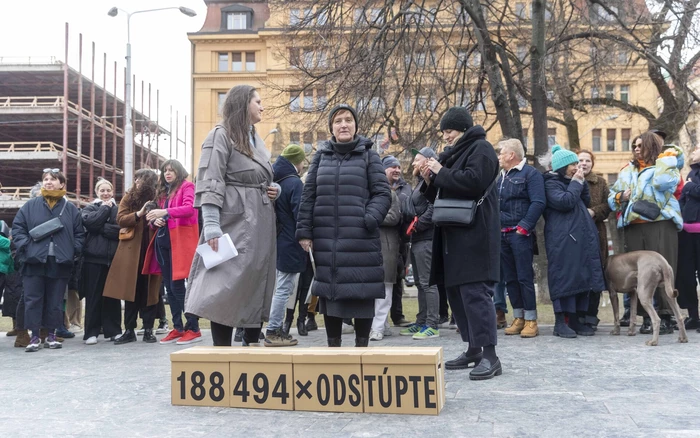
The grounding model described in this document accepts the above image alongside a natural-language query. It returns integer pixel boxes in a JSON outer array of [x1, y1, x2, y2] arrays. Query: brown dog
[[606, 250, 688, 346]]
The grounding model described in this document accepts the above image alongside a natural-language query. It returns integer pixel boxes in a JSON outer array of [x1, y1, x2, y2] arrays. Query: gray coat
[[380, 190, 401, 284], [185, 125, 277, 328]]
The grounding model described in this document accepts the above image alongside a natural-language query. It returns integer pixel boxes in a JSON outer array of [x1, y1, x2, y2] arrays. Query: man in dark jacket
[[496, 138, 545, 338], [265, 145, 307, 347]]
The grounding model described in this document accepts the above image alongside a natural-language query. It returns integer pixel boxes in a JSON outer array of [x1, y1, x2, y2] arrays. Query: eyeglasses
[[43, 168, 60, 173]]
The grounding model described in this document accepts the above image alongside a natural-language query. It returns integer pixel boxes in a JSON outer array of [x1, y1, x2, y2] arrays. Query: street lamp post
[[108, 5, 196, 191]]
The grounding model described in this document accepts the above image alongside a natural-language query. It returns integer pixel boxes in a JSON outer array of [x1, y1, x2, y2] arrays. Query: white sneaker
[[383, 322, 392, 337], [136, 327, 145, 335], [85, 336, 97, 345], [369, 330, 383, 341], [342, 323, 354, 334], [69, 324, 84, 334]]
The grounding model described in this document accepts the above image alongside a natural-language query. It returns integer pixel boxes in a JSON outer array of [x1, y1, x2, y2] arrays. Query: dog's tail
[[662, 259, 678, 299]]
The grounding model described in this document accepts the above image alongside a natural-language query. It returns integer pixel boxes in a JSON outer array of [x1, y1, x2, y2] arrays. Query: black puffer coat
[[296, 136, 391, 301], [421, 125, 500, 287], [81, 200, 120, 266]]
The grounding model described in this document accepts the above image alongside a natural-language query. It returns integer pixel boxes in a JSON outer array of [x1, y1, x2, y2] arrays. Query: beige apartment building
[[189, 0, 660, 182]]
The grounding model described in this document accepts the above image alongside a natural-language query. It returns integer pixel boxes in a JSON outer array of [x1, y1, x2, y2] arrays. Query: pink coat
[[143, 181, 200, 279]]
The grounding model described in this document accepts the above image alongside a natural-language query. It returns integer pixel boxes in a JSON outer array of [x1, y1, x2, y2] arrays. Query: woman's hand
[[153, 218, 166, 228], [299, 239, 313, 252], [208, 238, 219, 252], [621, 188, 631, 202], [419, 163, 432, 184], [136, 202, 150, 218], [267, 185, 279, 200], [572, 167, 585, 183], [146, 209, 167, 222], [426, 158, 443, 175]]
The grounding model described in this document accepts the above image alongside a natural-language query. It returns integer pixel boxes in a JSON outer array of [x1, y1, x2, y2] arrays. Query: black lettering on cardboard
[[378, 369, 392, 408], [364, 375, 376, 407], [409, 376, 421, 408], [295, 380, 312, 399], [332, 375, 346, 406], [395, 376, 408, 408], [423, 376, 436, 409], [348, 374, 361, 407], [317, 374, 330, 406]]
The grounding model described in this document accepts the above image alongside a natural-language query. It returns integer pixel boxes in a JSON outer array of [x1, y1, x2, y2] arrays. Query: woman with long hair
[[143, 159, 200, 345], [103, 169, 162, 344], [11, 169, 84, 352], [186, 85, 280, 346], [80, 178, 122, 344], [609, 131, 684, 335]]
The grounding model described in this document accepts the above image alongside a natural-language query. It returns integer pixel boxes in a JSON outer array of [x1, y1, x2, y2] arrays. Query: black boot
[[553, 313, 577, 338], [568, 313, 594, 336], [142, 328, 157, 343], [684, 316, 700, 330], [306, 315, 318, 331], [639, 317, 652, 334], [297, 319, 308, 336], [619, 309, 630, 327], [355, 336, 369, 347], [327, 337, 341, 347], [445, 347, 483, 370], [282, 320, 291, 337], [114, 329, 137, 345]]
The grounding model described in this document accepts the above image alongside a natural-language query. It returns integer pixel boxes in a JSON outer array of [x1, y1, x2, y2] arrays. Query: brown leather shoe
[[496, 309, 507, 329], [520, 320, 539, 338], [504, 317, 525, 335], [14, 330, 30, 348]]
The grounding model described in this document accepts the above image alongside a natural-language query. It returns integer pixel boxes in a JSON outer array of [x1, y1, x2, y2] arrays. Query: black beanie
[[440, 106, 473, 132], [328, 104, 359, 133]]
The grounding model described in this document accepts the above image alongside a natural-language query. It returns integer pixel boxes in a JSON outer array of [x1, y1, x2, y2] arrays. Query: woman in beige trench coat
[[185, 85, 279, 346]]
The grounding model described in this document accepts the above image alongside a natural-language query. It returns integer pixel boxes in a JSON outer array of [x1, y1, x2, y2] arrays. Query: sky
[[1, 0, 209, 169]]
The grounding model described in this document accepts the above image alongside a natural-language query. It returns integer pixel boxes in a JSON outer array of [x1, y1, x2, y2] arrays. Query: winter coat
[[0, 234, 13, 275], [380, 190, 401, 284], [186, 125, 277, 328], [296, 136, 391, 302], [680, 163, 700, 224], [12, 196, 84, 267], [143, 181, 199, 280], [1, 243, 21, 318], [543, 172, 606, 300], [102, 191, 162, 305], [408, 178, 434, 243], [586, 172, 611, 266], [497, 162, 545, 233], [609, 145, 684, 230], [421, 125, 500, 287], [273, 156, 306, 273], [81, 199, 120, 266]]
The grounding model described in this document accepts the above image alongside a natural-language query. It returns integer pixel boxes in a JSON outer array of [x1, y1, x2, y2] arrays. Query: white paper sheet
[[195, 234, 238, 269]]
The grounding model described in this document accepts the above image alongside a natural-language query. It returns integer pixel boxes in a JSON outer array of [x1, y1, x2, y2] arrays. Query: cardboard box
[[228, 349, 295, 411], [292, 349, 364, 413], [361, 347, 444, 415], [171, 347, 240, 407]]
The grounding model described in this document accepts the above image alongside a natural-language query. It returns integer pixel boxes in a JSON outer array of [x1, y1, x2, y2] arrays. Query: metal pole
[[113, 62, 118, 190], [76, 33, 83, 199], [175, 110, 179, 161], [148, 83, 152, 168], [89, 41, 96, 197], [62, 23, 69, 176], [156, 89, 160, 168], [124, 15, 134, 191], [101, 53, 107, 179], [183, 115, 187, 174], [169, 105, 173, 159], [140, 79, 144, 168]]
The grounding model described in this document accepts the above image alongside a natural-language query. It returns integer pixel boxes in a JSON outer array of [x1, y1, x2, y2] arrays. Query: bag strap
[[57, 198, 68, 217], [437, 174, 499, 204]]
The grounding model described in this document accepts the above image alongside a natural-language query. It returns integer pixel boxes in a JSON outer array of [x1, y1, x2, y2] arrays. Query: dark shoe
[[297, 319, 308, 336], [327, 337, 342, 347], [114, 329, 137, 345], [620, 309, 630, 327], [259, 331, 266, 340], [56, 327, 75, 339], [445, 351, 483, 370], [659, 319, 674, 335], [669, 316, 679, 331], [639, 317, 652, 334], [233, 327, 243, 343], [142, 329, 157, 343], [393, 318, 413, 327], [469, 358, 502, 381], [15, 330, 30, 348], [684, 317, 700, 330], [355, 337, 369, 347], [306, 316, 318, 331], [264, 329, 298, 347], [282, 320, 292, 337], [553, 313, 577, 338], [496, 309, 507, 329], [568, 318, 595, 336]]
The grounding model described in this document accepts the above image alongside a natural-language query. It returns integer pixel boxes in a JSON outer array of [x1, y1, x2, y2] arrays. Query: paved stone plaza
[[1, 323, 700, 437]]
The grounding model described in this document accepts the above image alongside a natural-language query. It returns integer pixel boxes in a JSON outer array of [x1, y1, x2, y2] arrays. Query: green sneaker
[[399, 323, 422, 336], [412, 326, 440, 340]]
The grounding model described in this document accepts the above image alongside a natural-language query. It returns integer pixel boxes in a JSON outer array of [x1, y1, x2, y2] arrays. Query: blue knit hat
[[550, 145, 579, 171]]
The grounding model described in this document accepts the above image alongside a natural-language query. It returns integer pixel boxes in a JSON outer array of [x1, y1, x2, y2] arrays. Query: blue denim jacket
[[497, 161, 546, 232]]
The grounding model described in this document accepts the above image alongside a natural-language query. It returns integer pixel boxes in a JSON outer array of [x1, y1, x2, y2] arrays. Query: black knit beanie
[[440, 106, 473, 132], [328, 104, 359, 133]]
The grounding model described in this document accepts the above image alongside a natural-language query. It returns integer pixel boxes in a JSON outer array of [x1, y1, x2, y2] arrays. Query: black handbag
[[631, 199, 661, 220], [432, 177, 498, 227], [29, 198, 68, 242]]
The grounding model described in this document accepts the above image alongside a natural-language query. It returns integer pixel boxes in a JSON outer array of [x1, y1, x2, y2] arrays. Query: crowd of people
[[0, 84, 698, 383]]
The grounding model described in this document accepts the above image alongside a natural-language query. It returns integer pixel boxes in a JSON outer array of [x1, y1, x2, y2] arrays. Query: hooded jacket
[[273, 155, 306, 273]]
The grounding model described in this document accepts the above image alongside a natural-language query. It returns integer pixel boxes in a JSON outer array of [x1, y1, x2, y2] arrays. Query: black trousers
[[286, 264, 313, 323], [390, 281, 405, 323], [23, 275, 67, 334], [81, 262, 122, 339], [677, 230, 700, 318], [211, 321, 261, 346], [447, 282, 498, 348], [16, 291, 25, 330], [124, 273, 156, 330], [324, 315, 372, 339], [438, 283, 449, 319], [155, 282, 166, 322]]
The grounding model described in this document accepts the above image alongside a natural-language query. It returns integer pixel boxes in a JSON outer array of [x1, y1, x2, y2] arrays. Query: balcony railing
[[0, 141, 124, 174]]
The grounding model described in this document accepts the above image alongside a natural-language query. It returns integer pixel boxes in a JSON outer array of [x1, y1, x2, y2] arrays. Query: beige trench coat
[[185, 125, 276, 327]]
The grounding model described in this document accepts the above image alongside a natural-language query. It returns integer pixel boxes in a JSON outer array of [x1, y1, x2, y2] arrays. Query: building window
[[592, 129, 602, 152], [591, 86, 600, 107], [232, 52, 242, 72], [246, 52, 255, 71], [290, 9, 301, 25], [217, 92, 227, 113], [303, 132, 313, 152], [457, 49, 468, 65], [591, 4, 618, 23], [218, 53, 228, 71], [302, 89, 313, 111], [522, 128, 529, 152], [456, 90, 471, 107], [607, 173, 618, 185], [316, 131, 327, 148], [620, 85, 630, 103], [226, 13, 247, 30], [289, 48, 300, 68], [605, 85, 615, 100], [607, 129, 616, 151], [617, 50, 629, 64], [317, 50, 328, 68], [289, 91, 300, 112], [471, 52, 482, 67], [374, 133, 387, 151], [317, 8, 328, 25], [547, 128, 557, 147], [517, 44, 527, 62], [302, 48, 314, 68], [316, 89, 327, 110], [403, 95, 412, 113], [289, 132, 300, 144], [621, 129, 631, 151], [515, 2, 527, 19]]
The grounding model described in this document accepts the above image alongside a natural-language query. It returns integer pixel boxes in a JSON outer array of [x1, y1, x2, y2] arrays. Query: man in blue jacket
[[265, 145, 307, 347], [496, 139, 545, 338]]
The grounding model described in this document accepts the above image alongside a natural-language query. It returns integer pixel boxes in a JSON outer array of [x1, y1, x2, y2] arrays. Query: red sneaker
[[176, 330, 203, 345], [159, 329, 184, 344]]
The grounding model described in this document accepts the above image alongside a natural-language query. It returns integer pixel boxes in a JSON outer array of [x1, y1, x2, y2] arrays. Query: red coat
[[143, 180, 199, 280]]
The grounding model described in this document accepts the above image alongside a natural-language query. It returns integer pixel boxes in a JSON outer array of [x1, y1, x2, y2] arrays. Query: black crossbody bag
[[432, 177, 498, 227], [29, 198, 68, 242]]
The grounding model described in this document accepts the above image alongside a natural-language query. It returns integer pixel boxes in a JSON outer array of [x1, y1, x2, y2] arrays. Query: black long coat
[[543, 172, 606, 300], [422, 126, 500, 287], [296, 136, 391, 301]]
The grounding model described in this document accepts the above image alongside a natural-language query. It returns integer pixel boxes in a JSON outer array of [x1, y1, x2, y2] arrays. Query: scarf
[[41, 188, 67, 209], [330, 136, 360, 155]]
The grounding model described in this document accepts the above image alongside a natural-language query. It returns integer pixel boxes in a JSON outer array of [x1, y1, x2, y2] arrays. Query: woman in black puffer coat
[[80, 179, 122, 344], [296, 104, 391, 347]]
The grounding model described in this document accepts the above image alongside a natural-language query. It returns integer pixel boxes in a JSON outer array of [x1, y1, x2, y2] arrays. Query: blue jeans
[[493, 281, 507, 313], [157, 244, 199, 332], [268, 271, 299, 331], [501, 232, 537, 320]]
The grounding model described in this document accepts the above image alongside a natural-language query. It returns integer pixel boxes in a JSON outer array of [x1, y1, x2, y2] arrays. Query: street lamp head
[[607, 114, 620, 121], [179, 6, 197, 17], [107, 7, 119, 17], [269, 128, 279, 134]]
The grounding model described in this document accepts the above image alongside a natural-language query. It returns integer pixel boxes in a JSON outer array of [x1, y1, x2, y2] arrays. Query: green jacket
[[0, 235, 14, 275]]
